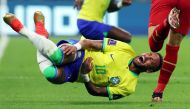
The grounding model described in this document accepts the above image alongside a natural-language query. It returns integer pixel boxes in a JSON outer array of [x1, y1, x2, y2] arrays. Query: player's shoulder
[[120, 71, 138, 93], [104, 38, 129, 45]]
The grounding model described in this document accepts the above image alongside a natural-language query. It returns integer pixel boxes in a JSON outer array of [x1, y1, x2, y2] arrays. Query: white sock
[[19, 27, 58, 57], [37, 51, 52, 73], [37, 51, 58, 79]]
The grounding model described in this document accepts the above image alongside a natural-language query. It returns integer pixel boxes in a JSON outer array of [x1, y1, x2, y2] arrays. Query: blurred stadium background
[[0, 0, 190, 109]]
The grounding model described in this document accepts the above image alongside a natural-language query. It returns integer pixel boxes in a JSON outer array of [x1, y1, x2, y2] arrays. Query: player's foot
[[34, 11, 45, 25], [168, 7, 180, 29], [34, 11, 49, 38], [152, 92, 163, 102], [3, 13, 23, 32]]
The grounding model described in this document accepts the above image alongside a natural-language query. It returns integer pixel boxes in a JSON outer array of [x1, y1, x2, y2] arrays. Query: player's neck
[[129, 62, 140, 75]]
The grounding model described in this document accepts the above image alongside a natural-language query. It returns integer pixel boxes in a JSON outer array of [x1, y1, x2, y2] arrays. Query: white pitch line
[[0, 0, 9, 62], [0, 35, 9, 61]]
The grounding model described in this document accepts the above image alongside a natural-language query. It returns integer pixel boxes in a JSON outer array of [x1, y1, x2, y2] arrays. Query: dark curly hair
[[152, 53, 163, 72]]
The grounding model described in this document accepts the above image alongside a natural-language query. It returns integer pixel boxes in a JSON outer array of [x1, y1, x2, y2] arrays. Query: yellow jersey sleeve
[[106, 71, 138, 100]]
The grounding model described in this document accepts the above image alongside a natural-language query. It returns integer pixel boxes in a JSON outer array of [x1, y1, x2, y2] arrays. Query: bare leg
[[108, 26, 132, 43]]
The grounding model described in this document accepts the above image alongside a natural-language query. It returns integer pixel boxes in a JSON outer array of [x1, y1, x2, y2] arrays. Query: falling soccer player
[[3, 11, 163, 100]]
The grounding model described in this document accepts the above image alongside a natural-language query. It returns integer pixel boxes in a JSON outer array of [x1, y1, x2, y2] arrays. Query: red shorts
[[149, 0, 190, 35]]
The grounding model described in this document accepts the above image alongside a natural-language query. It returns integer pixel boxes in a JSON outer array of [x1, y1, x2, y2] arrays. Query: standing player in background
[[74, 0, 132, 43], [148, 0, 190, 102], [3, 12, 163, 100]]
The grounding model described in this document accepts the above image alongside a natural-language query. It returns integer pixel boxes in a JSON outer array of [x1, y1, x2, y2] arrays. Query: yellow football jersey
[[78, 0, 111, 22], [78, 38, 138, 100]]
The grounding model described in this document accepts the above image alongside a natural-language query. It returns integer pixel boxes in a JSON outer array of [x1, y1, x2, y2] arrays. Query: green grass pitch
[[0, 36, 190, 109]]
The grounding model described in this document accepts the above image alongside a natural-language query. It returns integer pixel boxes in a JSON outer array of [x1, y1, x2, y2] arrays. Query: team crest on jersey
[[109, 77, 120, 85], [108, 39, 117, 45]]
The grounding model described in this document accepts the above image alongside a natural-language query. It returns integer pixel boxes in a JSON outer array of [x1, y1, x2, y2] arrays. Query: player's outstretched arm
[[81, 57, 109, 97], [79, 39, 103, 50], [108, 0, 132, 12], [62, 39, 103, 56]]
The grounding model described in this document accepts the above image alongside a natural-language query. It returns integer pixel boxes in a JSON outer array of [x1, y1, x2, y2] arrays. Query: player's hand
[[74, 0, 83, 10], [151, 92, 163, 102], [61, 44, 77, 55], [81, 57, 93, 74], [122, 0, 132, 6]]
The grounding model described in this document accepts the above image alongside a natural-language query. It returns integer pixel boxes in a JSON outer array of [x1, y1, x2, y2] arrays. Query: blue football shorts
[[77, 19, 112, 40]]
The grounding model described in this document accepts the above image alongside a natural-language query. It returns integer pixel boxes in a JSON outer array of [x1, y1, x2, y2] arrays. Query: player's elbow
[[124, 0, 132, 6], [107, 8, 120, 13]]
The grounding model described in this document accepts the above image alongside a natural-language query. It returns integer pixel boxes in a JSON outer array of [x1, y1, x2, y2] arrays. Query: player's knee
[[43, 66, 57, 79], [49, 48, 64, 65], [43, 66, 65, 84]]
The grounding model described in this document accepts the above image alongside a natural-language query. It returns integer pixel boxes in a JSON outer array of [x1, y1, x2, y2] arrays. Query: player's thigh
[[149, 0, 174, 27], [77, 19, 112, 40], [177, 0, 190, 12], [45, 66, 66, 84], [148, 0, 173, 38], [167, 30, 185, 46]]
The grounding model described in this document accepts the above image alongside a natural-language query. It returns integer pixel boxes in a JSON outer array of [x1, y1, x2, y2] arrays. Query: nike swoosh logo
[[110, 54, 115, 62]]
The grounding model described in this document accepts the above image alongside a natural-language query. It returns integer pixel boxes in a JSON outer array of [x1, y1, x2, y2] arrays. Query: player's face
[[133, 52, 160, 72]]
